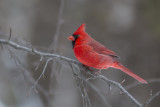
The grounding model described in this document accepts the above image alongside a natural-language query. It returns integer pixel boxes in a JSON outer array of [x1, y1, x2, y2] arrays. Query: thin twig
[[86, 80, 112, 107], [29, 58, 53, 94], [126, 78, 160, 90], [143, 91, 160, 107], [35, 56, 44, 71], [81, 78, 91, 107], [9, 27, 12, 40], [7, 49, 52, 105]]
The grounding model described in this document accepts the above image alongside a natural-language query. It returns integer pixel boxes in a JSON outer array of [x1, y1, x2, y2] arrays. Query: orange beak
[[67, 36, 75, 41]]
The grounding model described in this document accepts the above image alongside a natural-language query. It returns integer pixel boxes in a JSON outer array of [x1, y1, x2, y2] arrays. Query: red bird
[[68, 23, 147, 84]]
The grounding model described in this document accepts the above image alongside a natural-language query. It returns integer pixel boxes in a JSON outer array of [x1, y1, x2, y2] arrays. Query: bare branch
[[69, 63, 91, 107], [0, 39, 79, 65], [48, 0, 64, 95], [91, 74, 142, 107], [1, 38, 158, 107], [49, 0, 64, 52], [126, 78, 160, 90], [79, 85, 91, 107]]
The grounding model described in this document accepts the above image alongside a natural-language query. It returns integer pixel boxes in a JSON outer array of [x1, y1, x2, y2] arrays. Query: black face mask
[[72, 34, 79, 48]]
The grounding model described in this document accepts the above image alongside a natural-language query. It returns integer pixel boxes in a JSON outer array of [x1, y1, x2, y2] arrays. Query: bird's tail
[[111, 61, 147, 84]]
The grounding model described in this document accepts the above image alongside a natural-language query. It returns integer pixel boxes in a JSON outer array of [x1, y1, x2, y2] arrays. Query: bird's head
[[68, 23, 90, 48]]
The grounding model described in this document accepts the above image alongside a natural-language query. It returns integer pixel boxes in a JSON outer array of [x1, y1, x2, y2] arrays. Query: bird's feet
[[92, 69, 102, 75], [82, 65, 102, 76], [82, 65, 93, 71], [97, 69, 102, 73]]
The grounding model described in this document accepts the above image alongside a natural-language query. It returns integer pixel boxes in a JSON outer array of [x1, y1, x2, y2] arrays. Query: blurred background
[[0, 0, 160, 107]]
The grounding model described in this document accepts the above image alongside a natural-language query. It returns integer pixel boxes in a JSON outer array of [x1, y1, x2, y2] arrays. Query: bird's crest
[[74, 23, 86, 34]]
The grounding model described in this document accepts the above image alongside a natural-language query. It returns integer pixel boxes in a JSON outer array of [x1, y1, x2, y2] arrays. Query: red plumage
[[68, 23, 147, 84]]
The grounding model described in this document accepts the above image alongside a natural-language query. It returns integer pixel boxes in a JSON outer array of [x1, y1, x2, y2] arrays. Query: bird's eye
[[72, 34, 79, 38]]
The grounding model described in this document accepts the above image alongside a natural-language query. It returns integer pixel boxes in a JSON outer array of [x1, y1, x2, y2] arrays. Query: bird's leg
[[91, 69, 101, 76], [97, 69, 102, 73], [93, 69, 102, 74], [82, 64, 93, 72]]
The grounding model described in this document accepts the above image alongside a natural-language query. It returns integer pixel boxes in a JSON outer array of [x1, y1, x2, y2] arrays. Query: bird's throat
[[72, 37, 78, 48]]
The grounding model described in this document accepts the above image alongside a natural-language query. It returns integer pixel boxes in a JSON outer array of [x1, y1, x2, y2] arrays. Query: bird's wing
[[88, 39, 119, 58]]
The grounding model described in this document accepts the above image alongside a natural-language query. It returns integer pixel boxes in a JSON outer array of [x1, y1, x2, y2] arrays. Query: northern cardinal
[[68, 23, 147, 84]]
